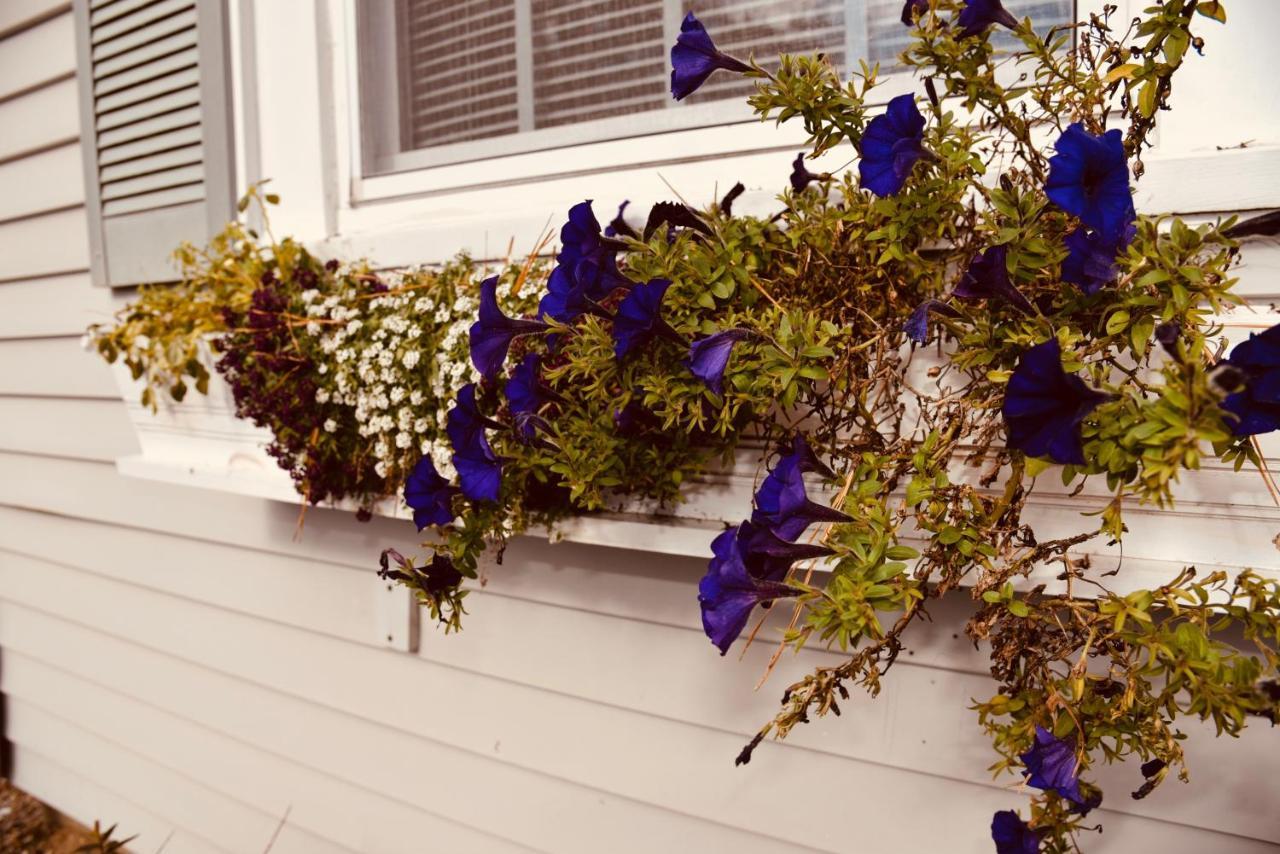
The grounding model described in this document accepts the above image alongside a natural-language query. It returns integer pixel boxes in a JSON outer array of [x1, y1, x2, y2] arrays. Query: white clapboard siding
[[0, 336, 117, 397], [0, 1, 68, 39], [0, 207, 90, 281], [4, 699, 354, 854], [0, 273, 112, 338], [0, 396, 137, 460], [11, 748, 229, 854], [0, 77, 80, 164], [0, 143, 85, 222], [0, 10, 74, 99]]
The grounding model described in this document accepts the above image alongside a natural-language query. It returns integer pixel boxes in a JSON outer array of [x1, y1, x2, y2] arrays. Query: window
[[354, 0, 1071, 178]]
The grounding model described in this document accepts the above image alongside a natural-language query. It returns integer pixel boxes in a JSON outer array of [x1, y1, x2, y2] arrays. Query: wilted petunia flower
[[990, 810, 1041, 854], [954, 245, 1035, 313], [1062, 224, 1136, 295], [699, 527, 802, 654], [670, 12, 752, 101], [790, 152, 821, 192], [418, 552, 465, 596], [447, 384, 504, 502], [957, 0, 1019, 37], [604, 200, 635, 239], [859, 94, 928, 197], [1045, 124, 1135, 242], [403, 455, 459, 530], [786, 433, 837, 480], [504, 354, 551, 443], [613, 278, 683, 360], [752, 454, 853, 540], [687, 328, 754, 394], [1002, 339, 1110, 465], [1020, 725, 1087, 807], [905, 299, 963, 344], [1219, 324, 1280, 436], [901, 0, 930, 26], [469, 276, 549, 380]]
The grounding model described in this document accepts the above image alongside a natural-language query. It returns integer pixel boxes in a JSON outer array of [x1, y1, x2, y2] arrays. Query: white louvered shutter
[[73, 0, 235, 287]]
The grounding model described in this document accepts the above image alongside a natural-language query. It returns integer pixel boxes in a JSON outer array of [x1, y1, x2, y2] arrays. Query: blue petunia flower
[[731, 520, 835, 582], [559, 200, 630, 299], [699, 527, 802, 654], [447, 384, 504, 502], [990, 811, 1041, 854], [1003, 339, 1110, 465], [954, 245, 1035, 313], [957, 0, 1019, 37], [1062, 224, 1136, 295], [403, 455, 459, 530], [901, 0, 930, 26], [1020, 725, 1086, 807], [670, 12, 752, 101], [752, 454, 853, 540], [787, 433, 837, 480], [905, 299, 963, 344], [504, 354, 552, 443], [469, 276, 549, 380], [687, 328, 754, 395], [859, 94, 928, 198], [1220, 324, 1280, 436], [790, 152, 821, 192], [1045, 124, 1135, 243], [613, 278, 684, 360]]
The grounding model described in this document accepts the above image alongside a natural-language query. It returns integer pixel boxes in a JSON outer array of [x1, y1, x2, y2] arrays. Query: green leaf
[[1006, 599, 1030, 618], [1196, 1, 1226, 23]]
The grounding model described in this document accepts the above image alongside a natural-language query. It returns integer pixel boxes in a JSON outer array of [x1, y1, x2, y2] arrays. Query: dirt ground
[[0, 779, 103, 853]]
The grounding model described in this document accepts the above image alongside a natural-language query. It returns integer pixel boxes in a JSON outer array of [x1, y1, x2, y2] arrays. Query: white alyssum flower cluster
[[298, 269, 526, 486]]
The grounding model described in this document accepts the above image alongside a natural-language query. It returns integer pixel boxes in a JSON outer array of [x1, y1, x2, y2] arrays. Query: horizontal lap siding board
[[0, 336, 118, 398]]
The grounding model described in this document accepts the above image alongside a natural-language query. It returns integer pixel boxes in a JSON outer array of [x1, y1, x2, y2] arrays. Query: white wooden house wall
[[1, 1, 1279, 852]]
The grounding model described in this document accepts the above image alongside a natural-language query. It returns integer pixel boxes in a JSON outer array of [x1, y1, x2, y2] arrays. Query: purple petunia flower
[[687, 328, 754, 395], [670, 12, 752, 101], [1062, 224, 1136, 295], [1219, 324, 1280, 436], [699, 526, 802, 654], [730, 520, 835, 582], [905, 299, 963, 344], [901, 0, 930, 26], [447, 384, 505, 502], [990, 810, 1041, 854], [403, 455, 459, 530], [957, 0, 1019, 37], [1020, 725, 1086, 807], [613, 278, 683, 360], [469, 276, 549, 380], [954, 245, 1035, 313], [752, 454, 853, 541], [1002, 339, 1110, 465], [787, 433, 837, 480], [604, 200, 635, 239], [378, 549, 464, 597], [859, 94, 928, 197], [790, 152, 821, 192], [504, 354, 552, 442], [1045, 124, 1135, 243]]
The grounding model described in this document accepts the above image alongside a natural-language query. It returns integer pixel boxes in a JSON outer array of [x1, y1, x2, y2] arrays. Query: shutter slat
[[99, 141, 201, 183], [91, 5, 195, 63], [94, 27, 197, 83], [91, 0, 166, 27], [100, 161, 203, 201], [94, 64, 199, 114], [96, 102, 199, 148], [92, 0, 192, 45], [98, 123, 201, 166], [95, 84, 199, 133], [102, 183, 203, 217], [94, 44, 197, 98]]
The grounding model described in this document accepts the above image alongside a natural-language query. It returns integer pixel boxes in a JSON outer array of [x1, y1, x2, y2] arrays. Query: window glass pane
[[357, 0, 1073, 175]]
